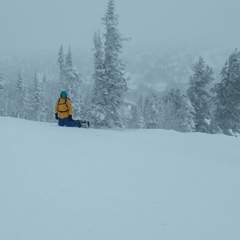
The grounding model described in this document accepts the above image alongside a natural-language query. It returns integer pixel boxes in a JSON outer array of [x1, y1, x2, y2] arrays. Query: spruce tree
[[177, 95, 195, 132], [89, 30, 108, 127], [57, 45, 65, 86], [14, 70, 29, 119], [0, 62, 5, 116], [72, 82, 84, 120], [143, 94, 159, 129], [31, 72, 45, 122], [68, 47, 83, 118], [187, 56, 214, 133], [138, 115, 146, 129], [129, 104, 139, 128], [42, 73, 51, 121], [156, 95, 164, 129], [213, 49, 240, 134], [143, 96, 151, 128], [65, 47, 73, 80], [163, 89, 181, 130], [161, 89, 195, 132], [137, 95, 146, 128], [101, 0, 128, 127]]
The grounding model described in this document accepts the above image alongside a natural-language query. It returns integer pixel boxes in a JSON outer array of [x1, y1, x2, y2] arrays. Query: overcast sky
[[1, 0, 240, 54]]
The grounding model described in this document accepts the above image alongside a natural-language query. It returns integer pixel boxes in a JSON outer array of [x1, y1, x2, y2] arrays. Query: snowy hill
[[124, 45, 234, 92], [1, 117, 240, 240]]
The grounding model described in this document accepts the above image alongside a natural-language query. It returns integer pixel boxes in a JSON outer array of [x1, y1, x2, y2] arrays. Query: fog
[[1, 0, 240, 55]]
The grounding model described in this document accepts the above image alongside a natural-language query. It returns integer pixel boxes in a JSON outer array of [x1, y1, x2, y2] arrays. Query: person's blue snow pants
[[58, 117, 79, 127]]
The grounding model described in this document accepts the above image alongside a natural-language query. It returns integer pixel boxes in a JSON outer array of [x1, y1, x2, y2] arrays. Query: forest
[[1, 0, 240, 136]]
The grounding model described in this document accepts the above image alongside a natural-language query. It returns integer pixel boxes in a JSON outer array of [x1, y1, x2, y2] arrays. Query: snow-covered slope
[[1, 117, 240, 240]]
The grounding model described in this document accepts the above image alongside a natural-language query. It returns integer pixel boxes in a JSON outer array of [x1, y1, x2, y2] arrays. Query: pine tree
[[137, 95, 145, 128], [14, 70, 29, 119], [138, 94, 144, 117], [163, 89, 182, 130], [57, 45, 65, 86], [161, 89, 195, 132], [89, 30, 108, 127], [31, 72, 45, 122], [155, 96, 164, 129], [101, 0, 128, 127], [177, 95, 195, 132], [212, 49, 240, 134], [143, 94, 159, 129], [66, 47, 86, 118], [72, 83, 84, 120], [129, 104, 139, 128], [0, 62, 5, 116], [187, 56, 214, 133], [67, 46, 83, 119], [42, 73, 51, 121], [143, 96, 151, 128], [138, 115, 146, 129], [64, 46, 74, 92]]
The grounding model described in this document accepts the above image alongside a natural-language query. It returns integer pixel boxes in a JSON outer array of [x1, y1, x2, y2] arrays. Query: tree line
[[0, 0, 240, 135]]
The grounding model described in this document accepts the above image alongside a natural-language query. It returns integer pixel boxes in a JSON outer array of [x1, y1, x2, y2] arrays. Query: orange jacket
[[55, 98, 73, 119]]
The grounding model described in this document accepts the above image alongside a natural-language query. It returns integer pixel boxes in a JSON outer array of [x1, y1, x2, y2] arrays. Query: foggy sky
[[1, 0, 240, 54]]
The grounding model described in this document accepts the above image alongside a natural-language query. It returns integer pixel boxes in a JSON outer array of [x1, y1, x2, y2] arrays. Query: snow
[[1, 116, 240, 240]]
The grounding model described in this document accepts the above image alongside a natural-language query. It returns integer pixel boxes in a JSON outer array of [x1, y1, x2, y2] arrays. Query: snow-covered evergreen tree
[[101, 0, 128, 127], [138, 115, 146, 129], [137, 95, 144, 117], [136, 95, 145, 128], [14, 70, 29, 119], [163, 89, 182, 130], [187, 56, 214, 133], [0, 62, 6, 116], [143, 94, 159, 129], [161, 89, 195, 132], [129, 104, 139, 128], [212, 49, 240, 134], [177, 95, 195, 132], [89, 30, 108, 127], [156, 96, 164, 129], [71, 83, 84, 120], [31, 72, 46, 122], [57, 45, 65, 87], [64, 46, 74, 93], [42, 73, 51, 122]]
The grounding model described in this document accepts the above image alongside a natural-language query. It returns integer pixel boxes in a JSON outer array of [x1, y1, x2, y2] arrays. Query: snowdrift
[[0, 117, 240, 240]]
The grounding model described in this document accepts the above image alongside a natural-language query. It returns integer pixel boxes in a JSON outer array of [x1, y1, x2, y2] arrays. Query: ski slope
[[0, 117, 240, 240]]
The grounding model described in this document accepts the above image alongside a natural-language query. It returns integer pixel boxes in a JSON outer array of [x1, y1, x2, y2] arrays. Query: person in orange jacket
[[55, 91, 81, 127]]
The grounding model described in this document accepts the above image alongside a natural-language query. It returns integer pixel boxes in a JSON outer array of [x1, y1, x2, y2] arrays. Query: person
[[55, 91, 81, 127]]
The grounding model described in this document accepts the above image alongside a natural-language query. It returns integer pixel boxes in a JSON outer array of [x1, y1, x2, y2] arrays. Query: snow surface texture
[[1, 117, 240, 240]]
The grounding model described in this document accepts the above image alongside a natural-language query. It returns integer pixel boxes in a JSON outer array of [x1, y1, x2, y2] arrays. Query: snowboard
[[79, 120, 90, 128]]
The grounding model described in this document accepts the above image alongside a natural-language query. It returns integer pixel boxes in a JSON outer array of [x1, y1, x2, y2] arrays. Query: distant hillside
[[2, 44, 235, 93]]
